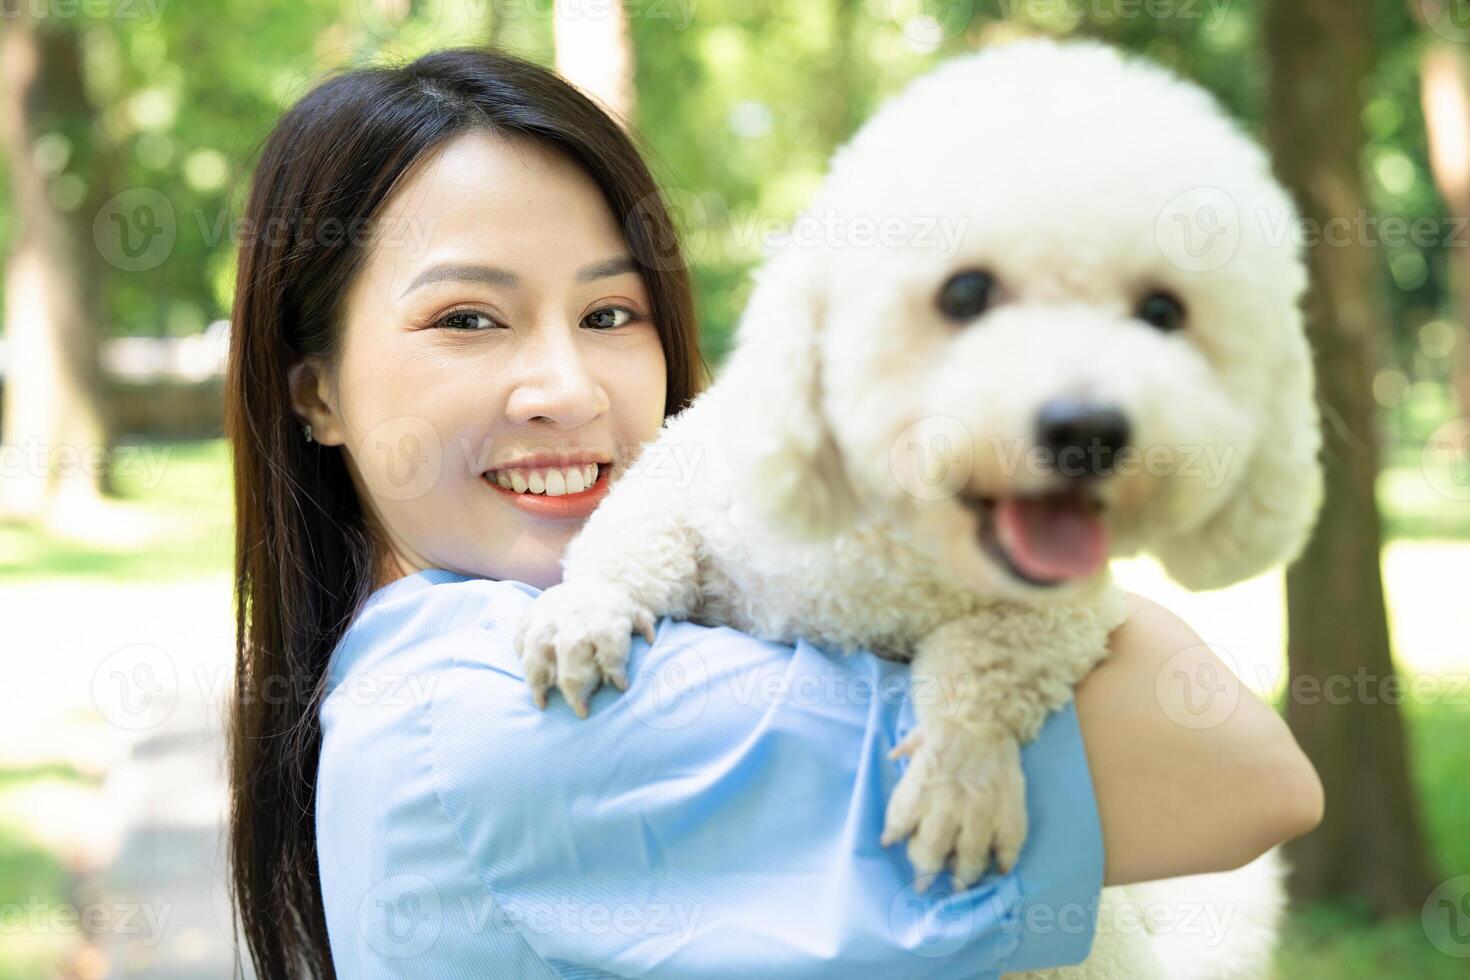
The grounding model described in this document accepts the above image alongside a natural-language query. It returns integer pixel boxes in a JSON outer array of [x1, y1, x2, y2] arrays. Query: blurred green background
[[1, 0, 1468, 977]]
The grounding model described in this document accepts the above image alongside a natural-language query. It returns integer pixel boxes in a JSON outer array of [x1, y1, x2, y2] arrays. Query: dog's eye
[[937, 270, 996, 321], [1137, 290, 1187, 332]]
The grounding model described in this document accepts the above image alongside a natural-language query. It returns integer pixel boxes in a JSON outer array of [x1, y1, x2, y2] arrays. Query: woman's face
[[291, 130, 668, 589]]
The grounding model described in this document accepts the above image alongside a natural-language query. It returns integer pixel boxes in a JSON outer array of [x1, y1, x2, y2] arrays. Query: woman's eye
[[583, 306, 635, 330], [1137, 290, 1187, 332], [435, 310, 500, 331], [937, 270, 997, 322]]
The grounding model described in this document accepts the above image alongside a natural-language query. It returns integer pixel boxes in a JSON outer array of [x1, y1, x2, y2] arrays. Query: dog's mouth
[[962, 490, 1110, 587]]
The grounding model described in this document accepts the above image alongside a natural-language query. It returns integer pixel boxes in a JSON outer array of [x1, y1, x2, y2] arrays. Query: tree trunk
[[553, 0, 636, 126], [0, 7, 110, 518], [1417, 39, 1470, 420], [1264, 0, 1437, 914]]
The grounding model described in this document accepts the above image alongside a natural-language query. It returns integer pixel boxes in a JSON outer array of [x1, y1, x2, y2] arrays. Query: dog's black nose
[[1035, 399, 1131, 478]]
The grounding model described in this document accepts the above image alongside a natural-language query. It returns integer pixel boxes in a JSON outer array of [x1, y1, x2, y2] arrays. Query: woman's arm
[[1078, 592, 1324, 886]]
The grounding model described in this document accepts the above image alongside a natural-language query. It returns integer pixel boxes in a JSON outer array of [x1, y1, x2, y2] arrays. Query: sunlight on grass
[[0, 440, 232, 583], [0, 766, 100, 980]]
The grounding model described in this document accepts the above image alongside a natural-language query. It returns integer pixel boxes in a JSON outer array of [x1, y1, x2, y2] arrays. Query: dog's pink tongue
[[994, 494, 1109, 583]]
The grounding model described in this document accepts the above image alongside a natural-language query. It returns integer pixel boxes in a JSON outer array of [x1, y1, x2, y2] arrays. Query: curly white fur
[[518, 38, 1321, 978]]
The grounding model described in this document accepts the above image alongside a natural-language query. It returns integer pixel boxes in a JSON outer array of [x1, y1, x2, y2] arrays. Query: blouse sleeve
[[317, 573, 1104, 979]]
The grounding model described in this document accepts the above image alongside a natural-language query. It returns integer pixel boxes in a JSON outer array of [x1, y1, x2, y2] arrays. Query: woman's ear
[[720, 246, 857, 539], [1153, 322, 1324, 590], [287, 359, 346, 446]]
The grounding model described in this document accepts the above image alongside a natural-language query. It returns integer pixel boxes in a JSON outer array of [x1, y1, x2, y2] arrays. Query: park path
[[0, 576, 246, 978]]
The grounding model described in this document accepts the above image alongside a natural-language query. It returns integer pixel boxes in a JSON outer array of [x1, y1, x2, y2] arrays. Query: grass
[[2, 436, 1468, 976], [1274, 695, 1470, 978], [0, 765, 101, 980], [0, 439, 232, 583]]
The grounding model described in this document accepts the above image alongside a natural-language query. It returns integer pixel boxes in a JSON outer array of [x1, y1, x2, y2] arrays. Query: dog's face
[[726, 41, 1322, 599]]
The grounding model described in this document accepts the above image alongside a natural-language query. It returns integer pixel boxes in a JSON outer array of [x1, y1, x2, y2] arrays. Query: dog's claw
[[882, 727, 1027, 889], [889, 728, 924, 761], [514, 583, 654, 717], [635, 610, 657, 645]]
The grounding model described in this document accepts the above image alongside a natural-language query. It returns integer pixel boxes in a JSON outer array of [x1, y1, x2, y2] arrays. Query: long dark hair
[[224, 47, 704, 979]]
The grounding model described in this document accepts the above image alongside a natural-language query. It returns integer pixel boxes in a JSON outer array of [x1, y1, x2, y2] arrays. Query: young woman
[[225, 48, 1323, 979]]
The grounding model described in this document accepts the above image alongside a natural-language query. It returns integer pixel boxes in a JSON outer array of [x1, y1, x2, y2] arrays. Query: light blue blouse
[[316, 569, 1103, 978]]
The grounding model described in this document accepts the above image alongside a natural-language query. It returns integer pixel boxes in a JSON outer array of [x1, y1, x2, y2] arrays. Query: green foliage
[[0, 0, 1463, 420]]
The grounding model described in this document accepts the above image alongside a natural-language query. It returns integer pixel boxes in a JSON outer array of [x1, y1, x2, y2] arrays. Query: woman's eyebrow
[[575, 255, 638, 282], [401, 263, 520, 296]]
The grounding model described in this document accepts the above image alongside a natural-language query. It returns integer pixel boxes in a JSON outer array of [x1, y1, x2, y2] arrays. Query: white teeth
[[492, 464, 603, 496]]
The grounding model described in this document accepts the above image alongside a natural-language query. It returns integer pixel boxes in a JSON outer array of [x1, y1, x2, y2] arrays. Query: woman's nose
[[504, 323, 609, 428]]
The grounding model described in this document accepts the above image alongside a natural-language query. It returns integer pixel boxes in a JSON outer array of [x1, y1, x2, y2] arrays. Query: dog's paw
[[881, 726, 1027, 888], [514, 582, 657, 718]]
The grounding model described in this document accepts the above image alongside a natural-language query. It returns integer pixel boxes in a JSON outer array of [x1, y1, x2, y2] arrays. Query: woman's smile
[[482, 453, 614, 521]]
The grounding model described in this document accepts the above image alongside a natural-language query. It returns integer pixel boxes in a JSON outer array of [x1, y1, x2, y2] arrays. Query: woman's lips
[[482, 466, 611, 521]]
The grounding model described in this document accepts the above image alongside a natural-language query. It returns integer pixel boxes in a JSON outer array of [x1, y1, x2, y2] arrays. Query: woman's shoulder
[[326, 569, 536, 691]]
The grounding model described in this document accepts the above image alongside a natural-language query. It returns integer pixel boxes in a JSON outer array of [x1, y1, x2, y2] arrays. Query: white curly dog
[[516, 39, 1322, 979]]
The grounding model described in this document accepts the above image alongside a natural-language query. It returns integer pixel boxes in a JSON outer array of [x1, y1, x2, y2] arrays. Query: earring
[[302, 423, 315, 444]]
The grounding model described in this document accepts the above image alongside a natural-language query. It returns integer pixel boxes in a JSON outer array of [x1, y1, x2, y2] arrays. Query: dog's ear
[[1153, 322, 1324, 590], [720, 246, 858, 539]]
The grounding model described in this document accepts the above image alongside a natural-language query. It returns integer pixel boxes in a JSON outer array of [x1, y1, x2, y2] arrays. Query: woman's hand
[[1078, 592, 1324, 886]]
